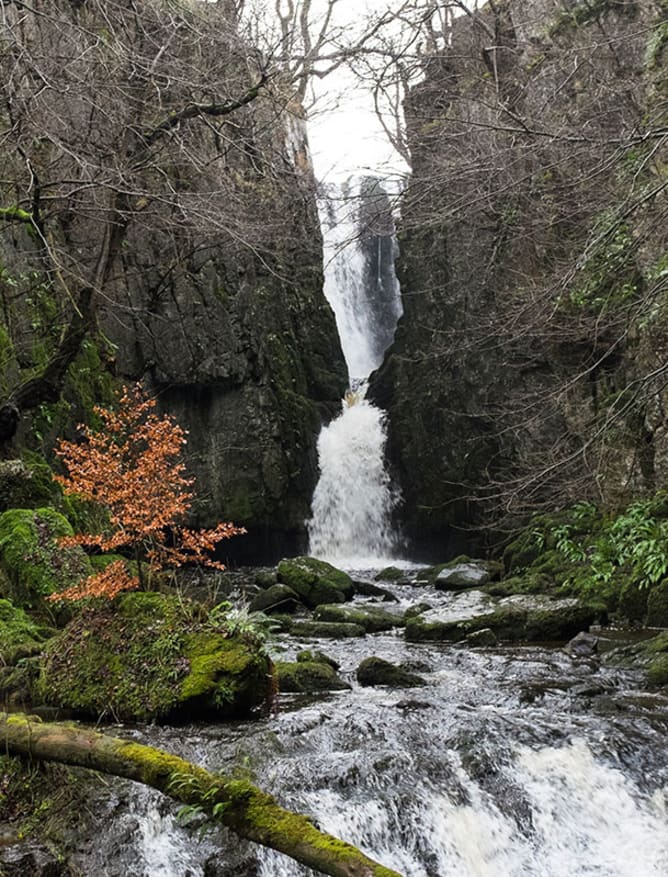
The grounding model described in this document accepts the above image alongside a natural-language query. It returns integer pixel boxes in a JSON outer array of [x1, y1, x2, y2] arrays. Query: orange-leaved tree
[[48, 385, 244, 601]]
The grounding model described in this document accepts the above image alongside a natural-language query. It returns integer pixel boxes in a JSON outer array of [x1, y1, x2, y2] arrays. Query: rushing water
[[101, 572, 668, 877], [308, 178, 402, 564], [308, 390, 397, 565], [78, 181, 668, 876]]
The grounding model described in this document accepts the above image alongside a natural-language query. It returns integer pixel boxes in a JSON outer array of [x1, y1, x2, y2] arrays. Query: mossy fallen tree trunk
[[1, 713, 402, 877]]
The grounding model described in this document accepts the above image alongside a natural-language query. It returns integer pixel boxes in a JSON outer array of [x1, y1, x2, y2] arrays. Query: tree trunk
[[1, 712, 402, 877]]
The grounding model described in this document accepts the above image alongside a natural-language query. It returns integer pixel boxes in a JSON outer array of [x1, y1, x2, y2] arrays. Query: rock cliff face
[[0, 1, 346, 560], [372, 0, 668, 556], [106, 118, 346, 558]]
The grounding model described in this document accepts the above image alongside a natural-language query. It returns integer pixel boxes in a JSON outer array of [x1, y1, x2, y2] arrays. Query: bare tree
[[0, 0, 272, 441], [366, 0, 668, 544]]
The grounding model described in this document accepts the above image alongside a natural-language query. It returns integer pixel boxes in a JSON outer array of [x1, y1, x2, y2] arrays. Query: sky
[[303, 0, 411, 183]]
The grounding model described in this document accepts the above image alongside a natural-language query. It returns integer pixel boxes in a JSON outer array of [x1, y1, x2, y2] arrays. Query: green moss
[[38, 594, 271, 721], [644, 630, 668, 654], [645, 580, 668, 627], [0, 458, 55, 512], [0, 599, 46, 663], [314, 603, 403, 632], [565, 217, 640, 314], [373, 566, 405, 582], [406, 600, 599, 643], [647, 655, 668, 686], [0, 507, 91, 608], [289, 620, 366, 638], [356, 657, 425, 688], [64, 337, 117, 426], [277, 556, 354, 609], [0, 206, 32, 223], [485, 572, 556, 597], [276, 660, 350, 693]]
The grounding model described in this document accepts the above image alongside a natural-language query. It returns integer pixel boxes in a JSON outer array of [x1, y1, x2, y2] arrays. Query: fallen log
[[1, 712, 402, 877]]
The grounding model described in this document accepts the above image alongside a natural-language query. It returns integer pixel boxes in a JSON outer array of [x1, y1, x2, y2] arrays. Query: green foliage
[[514, 495, 668, 613], [560, 497, 668, 591], [208, 600, 276, 646]]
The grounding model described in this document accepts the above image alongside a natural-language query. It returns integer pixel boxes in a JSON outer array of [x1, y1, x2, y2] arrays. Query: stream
[[89, 570, 668, 877], [81, 177, 668, 875]]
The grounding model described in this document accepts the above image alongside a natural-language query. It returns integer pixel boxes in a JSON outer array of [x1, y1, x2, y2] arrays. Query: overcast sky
[[304, 0, 410, 184]]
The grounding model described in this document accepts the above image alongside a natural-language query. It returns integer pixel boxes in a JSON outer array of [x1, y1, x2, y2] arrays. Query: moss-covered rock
[[405, 598, 600, 643], [405, 606, 528, 643], [0, 508, 91, 609], [288, 620, 365, 638], [353, 580, 399, 601], [645, 580, 668, 628], [373, 566, 405, 582], [38, 593, 271, 721], [356, 657, 426, 688], [249, 584, 302, 615], [0, 599, 47, 664], [404, 602, 432, 619], [613, 576, 647, 622], [432, 563, 491, 590], [296, 649, 339, 669], [313, 603, 403, 632], [0, 459, 56, 512], [604, 631, 668, 687], [466, 628, 497, 647], [523, 602, 604, 641], [255, 569, 278, 589], [276, 660, 350, 693], [426, 557, 504, 588], [277, 557, 354, 609], [485, 572, 556, 598]]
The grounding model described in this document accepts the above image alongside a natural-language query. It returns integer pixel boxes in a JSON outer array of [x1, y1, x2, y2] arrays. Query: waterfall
[[308, 177, 402, 564]]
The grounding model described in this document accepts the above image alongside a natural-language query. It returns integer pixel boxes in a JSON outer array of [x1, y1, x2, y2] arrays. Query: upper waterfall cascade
[[308, 177, 402, 564]]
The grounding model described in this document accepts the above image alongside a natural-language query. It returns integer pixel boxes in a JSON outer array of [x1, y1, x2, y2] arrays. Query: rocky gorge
[[0, 0, 667, 874]]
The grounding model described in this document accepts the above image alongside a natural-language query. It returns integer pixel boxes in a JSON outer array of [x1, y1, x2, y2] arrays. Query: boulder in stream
[[276, 556, 354, 609], [276, 658, 351, 693], [603, 630, 668, 687], [356, 657, 426, 688], [373, 566, 410, 585], [353, 580, 399, 601], [406, 596, 600, 643], [296, 649, 340, 669], [565, 631, 599, 658], [434, 563, 492, 590], [289, 620, 365, 638], [466, 628, 497, 647], [248, 584, 301, 614], [314, 603, 403, 632], [0, 841, 71, 877], [419, 557, 503, 590]]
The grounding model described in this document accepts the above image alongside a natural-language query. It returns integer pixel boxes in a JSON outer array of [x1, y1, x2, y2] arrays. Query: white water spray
[[309, 179, 402, 564]]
